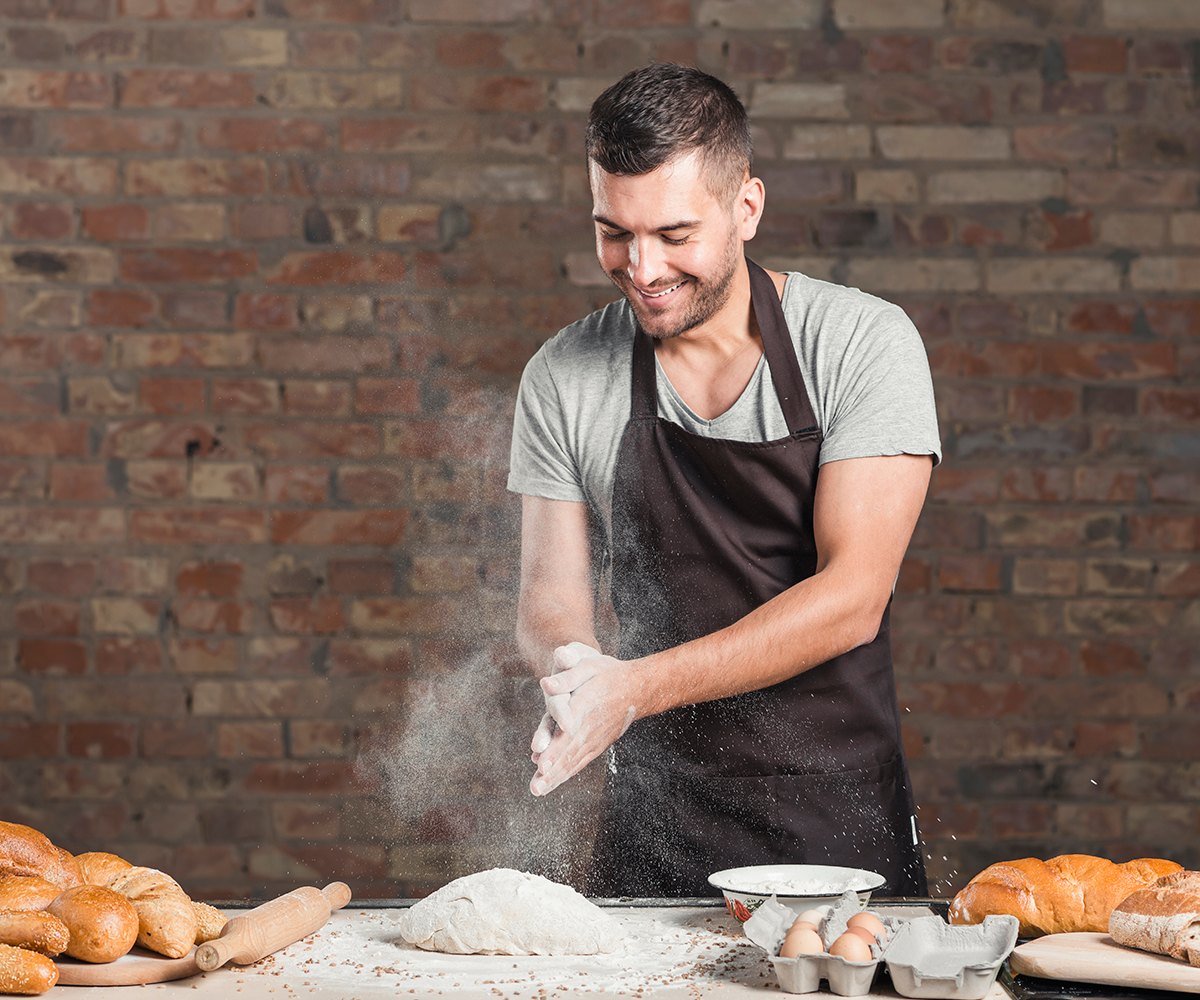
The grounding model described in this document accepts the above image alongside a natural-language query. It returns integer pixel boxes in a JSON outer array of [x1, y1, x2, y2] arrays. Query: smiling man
[[508, 64, 941, 898]]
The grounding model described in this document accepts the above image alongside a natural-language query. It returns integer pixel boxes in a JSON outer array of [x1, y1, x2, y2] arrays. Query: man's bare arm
[[515, 495, 600, 679], [529, 452, 932, 794]]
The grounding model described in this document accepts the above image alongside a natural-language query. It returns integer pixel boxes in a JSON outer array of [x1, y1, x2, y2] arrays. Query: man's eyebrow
[[592, 215, 702, 233]]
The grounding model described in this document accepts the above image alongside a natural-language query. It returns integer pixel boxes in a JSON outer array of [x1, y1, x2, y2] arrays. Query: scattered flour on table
[[398, 868, 624, 955], [244, 906, 773, 997]]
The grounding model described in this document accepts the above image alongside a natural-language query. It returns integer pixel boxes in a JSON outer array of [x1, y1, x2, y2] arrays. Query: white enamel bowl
[[708, 864, 886, 923]]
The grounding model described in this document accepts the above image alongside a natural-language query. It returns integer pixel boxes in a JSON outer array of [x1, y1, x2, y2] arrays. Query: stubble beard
[[611, 232, 743, 341]]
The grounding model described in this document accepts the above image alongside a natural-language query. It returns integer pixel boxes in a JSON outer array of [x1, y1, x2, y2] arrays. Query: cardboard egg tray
[[743, 891, 1018, 998]]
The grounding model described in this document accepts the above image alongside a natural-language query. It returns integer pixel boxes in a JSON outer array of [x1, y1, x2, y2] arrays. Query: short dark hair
[[585, 63, 752, 203]]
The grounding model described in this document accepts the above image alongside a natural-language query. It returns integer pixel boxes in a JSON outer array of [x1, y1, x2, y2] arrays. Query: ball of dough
[[46, 885, 139, 963]]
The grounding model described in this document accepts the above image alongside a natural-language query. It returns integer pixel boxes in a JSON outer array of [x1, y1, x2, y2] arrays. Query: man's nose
[[627, 236, 668, 288]]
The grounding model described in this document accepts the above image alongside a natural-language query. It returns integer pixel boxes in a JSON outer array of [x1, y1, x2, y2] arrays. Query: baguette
[[1110, 870, 1200, 966], [0, 822, 82, 889], [0, 942, 57, 995], [0, 877, 61, 913], [949, 855, 1182, 937], [45, 885, 139, 964], [192, 900, 227, 944], [76, 852, 132, 888], [105, 866, 196, 959], [0, 910, 69, 957]]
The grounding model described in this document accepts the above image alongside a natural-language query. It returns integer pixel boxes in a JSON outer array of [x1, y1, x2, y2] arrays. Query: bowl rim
[[706, 863, 887, 896]]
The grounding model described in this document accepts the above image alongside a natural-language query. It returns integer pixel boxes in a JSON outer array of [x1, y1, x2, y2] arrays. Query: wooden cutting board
[[55, 946, 199, 986], [1010, 932, 1200, 993]]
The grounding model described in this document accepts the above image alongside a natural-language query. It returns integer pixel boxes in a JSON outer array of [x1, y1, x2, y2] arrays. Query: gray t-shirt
[[507, 271, 941, 550]]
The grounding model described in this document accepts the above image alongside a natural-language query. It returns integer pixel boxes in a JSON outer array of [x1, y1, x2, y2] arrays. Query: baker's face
[[590, 152, 760, 340]]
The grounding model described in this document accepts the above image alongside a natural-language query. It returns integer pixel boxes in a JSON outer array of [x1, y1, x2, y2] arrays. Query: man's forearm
[[515, 598, 600, 679]]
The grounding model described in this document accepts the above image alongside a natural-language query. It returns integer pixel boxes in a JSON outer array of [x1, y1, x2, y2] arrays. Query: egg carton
[[743, 891, 1018, 999]]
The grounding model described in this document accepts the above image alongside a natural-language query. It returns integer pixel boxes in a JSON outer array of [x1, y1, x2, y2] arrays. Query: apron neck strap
[[630, 258, 818, 434]]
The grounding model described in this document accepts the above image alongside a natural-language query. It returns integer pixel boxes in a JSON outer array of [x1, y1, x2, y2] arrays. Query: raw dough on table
[[398, 868, 625, 956]]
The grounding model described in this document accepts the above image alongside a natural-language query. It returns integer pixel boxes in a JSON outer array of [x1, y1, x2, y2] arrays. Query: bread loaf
[[45, 885, 139, 964], [192, 901, 227, 944], [1110, 870, 1200, 966], [106, 866, 196, 959], [0, 942, 58, 995], [949, 855, 1182, 937], [0, 910, 69, 957], [0, 821, 82, 889], [0, 877, 61, 913], [76, 852, 132, 888]]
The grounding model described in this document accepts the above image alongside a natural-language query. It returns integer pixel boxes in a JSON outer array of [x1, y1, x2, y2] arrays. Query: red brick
[[1073, 721, 1137, 756], [436, 30, 505, 68], [990, 802, 1054, 838], [866, 35, 933, 73], [131, 509, 266, 544], [268, 597, 344, 634], [120, 0, 255, 15], [0, 508, 124, 544], [1063, 36, 1127, 74], [16, 599, 81, 635], [0, 378, 58, 416], [247, 637, 313, 675], [46, 115, 182, 152], [211, 378, 279, 415], [118, 70, 257, 108], [1013, 124, 1113, 165], [100, 420, 217, 459], [1132, 39, 1189, 75], [0, 420, 87, 458], [139, 377, 206, 415], [862, 78, 991, 123], [67, 721, 136, 759], [901, 682, 1026, 718], [1074, 467, 1138, 503], [242, 760, 358, 794], [175, 599, 253, 633], [1142, 301, 1200, 337], [258, 336, 392, 374], [0, 723, 60, 759], [10, 202, 74, 240], [142, 719, 209, 758], [340, 117, 479, 153], [87, 288, 156, 328], [936, 556, 1003, 593], [126, 460, 187, 499], [1080, 640, 1143, 676], [594, 0, 688, 27], [176, 560, 243, 598], [81, 204, 150, 242], [18, 638, 86, 675], [244, 422, 377, 459], [171, 637, 238, 673], [409, 75, 546, 113], [127, 158, 267, 197], [119, 248, 256, 283], [233, 203, 296, 240], [1066, 302, 1136, 335], [272, 159, 410, 198], [282, 380, 350, 415], [264, 465, 328, 503], [271, 510, 407, 546], [727, 39, 791, 78], [160, 292, 228, 329], [328, 559, 392, 594], [1039, 343, 1175, 380], [1008, 386, 1076, 422], [336, 466, 404, 504], [28, 559, 96, 596], [353, 378, 420, 415], [264, 251, 406, 287], [1128, 515, 1198, 551], [96, 636, 163, 675], [293, 28, 361, 67], [1009, 639, 1072, 678], [218, 722, 283, 758], [1142, 388, 1200, 422], [234, 293, 297, 330], [326, 638, 410, 675]]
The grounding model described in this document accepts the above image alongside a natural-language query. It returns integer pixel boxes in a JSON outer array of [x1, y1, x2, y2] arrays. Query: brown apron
[[587, 259, 927, 898]]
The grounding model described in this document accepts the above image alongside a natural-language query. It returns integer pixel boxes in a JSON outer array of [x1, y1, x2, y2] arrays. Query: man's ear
[[738, 172, 766, 242]]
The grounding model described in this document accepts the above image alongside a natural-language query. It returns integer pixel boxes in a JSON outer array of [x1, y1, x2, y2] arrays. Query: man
[[507, 63, 941, 898]]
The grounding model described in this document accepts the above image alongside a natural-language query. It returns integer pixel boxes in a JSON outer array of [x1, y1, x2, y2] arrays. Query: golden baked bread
[[949, 855, 1183, 937], [45, 885, 139, 963], [106, 866, 196, 959], [192, 900, 227, 944], [0, 941, 58, 995], [1110, 870, 1200, 966], [76, 852, 133, 888], [0, 821, 82, 889], [0, 910, 69, 957], [0, 876, 61, 913]]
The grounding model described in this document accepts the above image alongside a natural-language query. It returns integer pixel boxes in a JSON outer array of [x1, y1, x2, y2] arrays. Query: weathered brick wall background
[[1, 0, 1197, 901]]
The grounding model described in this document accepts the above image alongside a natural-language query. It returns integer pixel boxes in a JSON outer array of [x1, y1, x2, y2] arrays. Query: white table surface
[[48, 904, 1011, 999]]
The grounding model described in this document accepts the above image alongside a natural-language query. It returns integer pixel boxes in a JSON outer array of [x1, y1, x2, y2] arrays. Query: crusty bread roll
[[0, 942, 58, 995], [0, 910, 69, 957], [106, 866, 196, 959], [949, 855, 1183, 937], [192, 900, 227, 944], [0, 822, 82, 889], [0, 877, 61, 913], [45, 885, 139, 963], [1110, 870, 1200, 966], [76, 852, 133, 888]]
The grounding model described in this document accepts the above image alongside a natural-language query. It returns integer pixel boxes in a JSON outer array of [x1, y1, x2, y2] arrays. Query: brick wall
[[0, 0, 1196, 900]]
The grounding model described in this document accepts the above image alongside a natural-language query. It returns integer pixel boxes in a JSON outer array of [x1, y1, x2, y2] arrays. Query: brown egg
[[796, 908, 826, 927], [779, 925, 824, 958], [847, 925, 878, 947], [829, 931, 874, 963], [847, 911, 887, 942]]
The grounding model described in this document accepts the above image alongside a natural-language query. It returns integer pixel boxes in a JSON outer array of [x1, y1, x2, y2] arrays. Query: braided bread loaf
[[949, 854, 1182, 937]]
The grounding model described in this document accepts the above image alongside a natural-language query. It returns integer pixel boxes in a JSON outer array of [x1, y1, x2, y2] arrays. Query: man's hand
[[529, 645, 637, 797]]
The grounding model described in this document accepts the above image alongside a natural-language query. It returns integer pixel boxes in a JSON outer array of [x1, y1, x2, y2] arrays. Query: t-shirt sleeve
[[507, 346, 587, 502], [817, 300, 942, 467]]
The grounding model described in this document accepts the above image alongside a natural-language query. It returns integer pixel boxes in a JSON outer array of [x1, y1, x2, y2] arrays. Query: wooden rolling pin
[[195, 881, 351, 972]]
